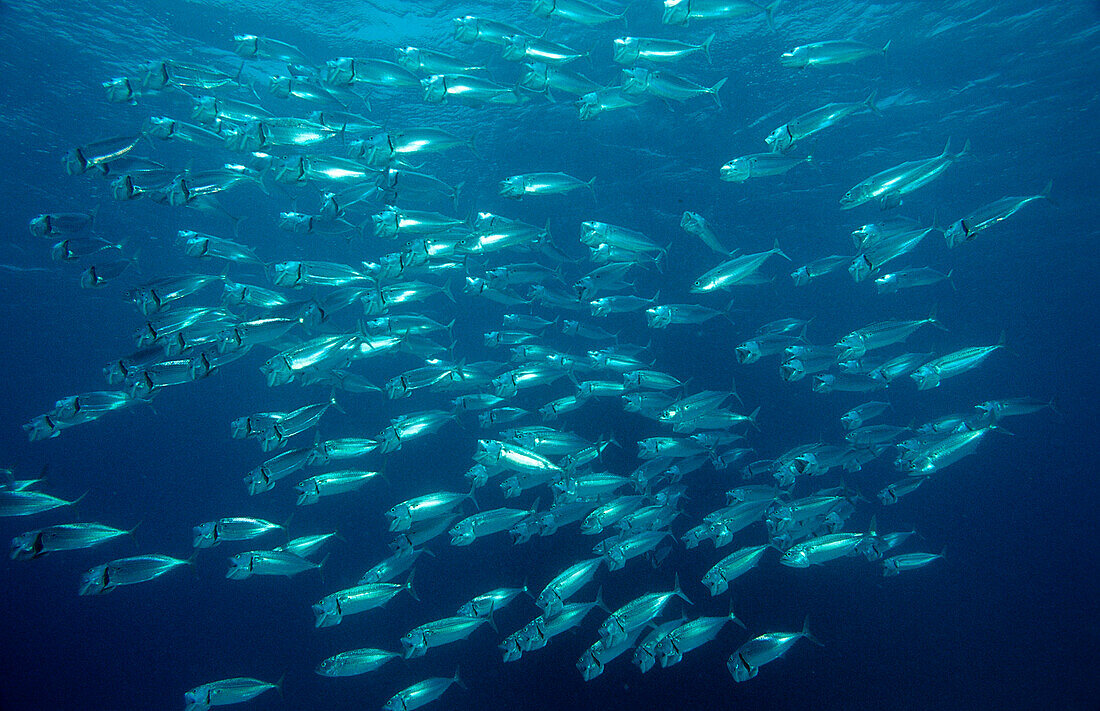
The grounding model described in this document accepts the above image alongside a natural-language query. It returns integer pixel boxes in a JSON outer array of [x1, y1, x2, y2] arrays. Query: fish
[[183, 677, 281, 711], [78, 553, 191, 595], [909, 338, 1005, 390], [882, 550, 945, 575], [767, 91, 880, 153], [382, 670, 464, 711], [233, 33, 310, 63], [720, 152, 811, 182], [613, 34, 716, 64], [780, 39, 891, 68], [654, 605, 745, 666], [312, 574, 417, 627], [728, 617, 821, 681], [11, 522, 136, 560], [0, 490, 87, 516], [29, 211, 96, 238], [662, 0, 780, 30], [690, 241, 790, 292], [944, 181, 1052, 247], [532, 0, 626, 25], [192, 518, 284, 548], [621, 67, 727, 108], [225, 550, 324, 580], [500, 172, 595, 199], [62, 135, 141, 175], [679, 211, 728, 254], [841, 139, 970, 210], [315, 648, 400, 677]]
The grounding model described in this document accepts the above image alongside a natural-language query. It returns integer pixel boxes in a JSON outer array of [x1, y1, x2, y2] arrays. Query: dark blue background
[[0, 0, 1097, 709]]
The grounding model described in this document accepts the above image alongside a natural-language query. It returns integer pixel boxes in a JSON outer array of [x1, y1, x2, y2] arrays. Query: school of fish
[[7, 1, 1059, 709]]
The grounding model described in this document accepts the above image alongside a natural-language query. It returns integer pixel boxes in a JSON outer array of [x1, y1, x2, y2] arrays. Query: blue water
[[1, 0, 1098, 709]]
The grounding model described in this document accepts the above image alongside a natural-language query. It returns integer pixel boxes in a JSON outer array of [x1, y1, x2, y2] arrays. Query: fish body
[[520, 62, 601, 96], [662, 0, 778, 28], [910, 342, 1003, 390], [296, 470, 378, 505], [382, 671, 463, 711], [397, 46, 484, 74], [613, 34, 715, 64], [780, 532, 866, 567], [691, 244, 789, 292], [781, 39, 890, 68], [622, 67, 726, 107], [192, 518, 284, 548], [701, 544, 770, 595], [184, 677, 279, 710], [401, 616, 490, 658], [78, 554, 190, 595], [720, 152, 810, 182], [655, 609, 744, 666], [875, 267, 952, 293], [883, 551, 944, 575], [728, 619, 819, 681], [312, 577, 415, 627], [422, 73, 523, 105], [10, 523, 131, 560], [503, 34, 587, 65], [791, 255, 849, 285], [536, 558, 603, 615], [532, 0, 625, 25], [500, 172, 594, 198], [233, 33, 309, 63], [849, 227, 934, 282], [679, 211, 727, 254], [841, 140, 969, 210], [315, 648, 399, 677], [226, 550, 321, 580], [63, 135, 141, 175], [599, 575, 691, 645], [453, 16, 526, 45], [944, 183, 1051, 247], [767, 92, 878, 152]]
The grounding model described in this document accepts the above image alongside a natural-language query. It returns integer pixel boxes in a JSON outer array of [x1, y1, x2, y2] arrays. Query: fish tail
[[1040, 179, 1057, 207], [881, 39, 892, 62], [452, 667, 466, 690], [957, 138, 971, 158], [763, 0, 781, 31], [802, 615, 825, 646], [405, 569, 420, 602], [865, 89, 882, 117], [709, 77, 728, 109], [701, 33, 716, 65]]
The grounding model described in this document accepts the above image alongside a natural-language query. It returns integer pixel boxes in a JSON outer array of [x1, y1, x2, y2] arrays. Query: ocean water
[[1, 0, 1098, 709]]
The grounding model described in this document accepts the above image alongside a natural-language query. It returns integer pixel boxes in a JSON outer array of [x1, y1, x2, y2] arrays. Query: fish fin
[[865, 89, 881, 116], [1040, 179, 1057, 207], [122, 519, 143, 546], [672, 571, 692, 605], [729, 599, 747, 629], [593, 585, 610, 613], [709, 77, 728, 109], [802, 615, 824, 646], [748, 405, 762, 432], [764, 0, 781, 31], [701, 33, 716, 64], [467, 131, 484, 160]]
